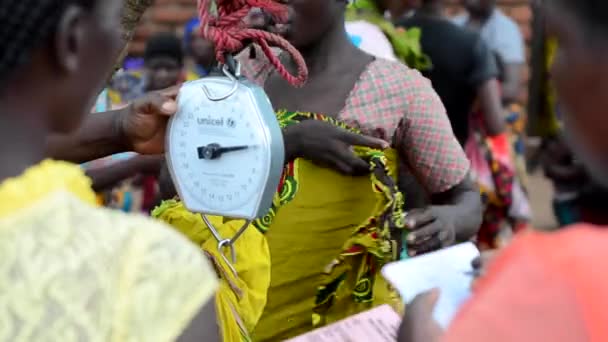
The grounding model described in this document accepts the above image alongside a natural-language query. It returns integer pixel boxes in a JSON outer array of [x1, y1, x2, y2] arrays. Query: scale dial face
[[167, 78, 273, 217]]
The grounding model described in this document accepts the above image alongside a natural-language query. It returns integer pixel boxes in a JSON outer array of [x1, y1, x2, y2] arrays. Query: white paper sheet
[[286, 305, 401, 342], [381, 242, 480, 328]]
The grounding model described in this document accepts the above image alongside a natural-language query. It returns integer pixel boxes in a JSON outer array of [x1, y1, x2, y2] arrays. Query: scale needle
[[198, 143, 249, 160]]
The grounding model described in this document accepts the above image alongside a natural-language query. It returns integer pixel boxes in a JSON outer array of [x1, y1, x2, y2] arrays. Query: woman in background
[[183, 18, 215, 80], [454, 0, 532, 248], [345, 0, 431, 69], [156, 0, 481, 340], [400, 0, 608, 340]]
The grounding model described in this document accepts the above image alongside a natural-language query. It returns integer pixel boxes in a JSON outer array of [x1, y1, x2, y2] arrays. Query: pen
[[463, 269, 481, 278]]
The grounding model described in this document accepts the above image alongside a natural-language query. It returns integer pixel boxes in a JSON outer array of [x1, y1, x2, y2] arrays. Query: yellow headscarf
[[0, 160, 218, 342]]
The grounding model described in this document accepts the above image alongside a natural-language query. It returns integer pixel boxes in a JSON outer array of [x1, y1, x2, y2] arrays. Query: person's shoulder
[[86, 200, 206, 255], [345, 20, 389, 45], [495, 226, 608, 272], [346, 19, 382, 32], [0, 190, 216, 286], [5, 190, 208, 260], [548, 224, 608, 255], [402, 16, 480, 52], [451, 13, 468, 26], [364, 59, 437, 102], [489, 9, 520, 32], [0, 192, 218, 341], [358, 59, 437, 111], [440, 19, 481, 46], [365, 58, 430, 89]]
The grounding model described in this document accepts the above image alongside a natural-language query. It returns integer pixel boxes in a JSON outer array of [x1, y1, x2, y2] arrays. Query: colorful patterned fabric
[[238, 48, 470, 194], [466, 121, 514, 249], [0, 160, 218, 342], [345, 0, 431, 70], [153, 200, 270, 342], [271, 111, 407, 328], [346, 20, 398, 61], [506, 104, 532, 222], [466, 107, 531, 250], [154, 111, 408, 341]]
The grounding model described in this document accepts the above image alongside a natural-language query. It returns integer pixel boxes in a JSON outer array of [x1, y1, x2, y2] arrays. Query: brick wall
[[129, 0, 532, 100]]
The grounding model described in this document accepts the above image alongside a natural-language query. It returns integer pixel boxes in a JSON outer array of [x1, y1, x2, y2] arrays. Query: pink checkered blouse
[[239, 51, 469, 193]]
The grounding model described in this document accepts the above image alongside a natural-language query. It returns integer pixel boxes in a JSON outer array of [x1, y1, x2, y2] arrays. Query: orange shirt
[[444, 226, 608, 342]]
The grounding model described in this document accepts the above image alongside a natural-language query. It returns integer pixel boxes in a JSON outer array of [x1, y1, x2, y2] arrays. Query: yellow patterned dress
[[0, 160, 218, 341], [154, 112, 406, 341]]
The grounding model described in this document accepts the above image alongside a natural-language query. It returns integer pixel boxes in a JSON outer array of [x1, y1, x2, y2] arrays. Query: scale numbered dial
[[166, 76, 284, 219]]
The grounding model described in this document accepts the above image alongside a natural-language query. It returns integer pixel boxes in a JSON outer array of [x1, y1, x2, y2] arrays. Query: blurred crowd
[[96, 0, 608, 242]]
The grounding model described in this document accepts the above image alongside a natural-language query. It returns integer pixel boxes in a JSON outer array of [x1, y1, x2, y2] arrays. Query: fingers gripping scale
[[166, 58, 284, 274]]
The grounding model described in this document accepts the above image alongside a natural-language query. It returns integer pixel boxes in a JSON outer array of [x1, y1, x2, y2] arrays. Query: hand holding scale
[[165, 0, 308, 274]]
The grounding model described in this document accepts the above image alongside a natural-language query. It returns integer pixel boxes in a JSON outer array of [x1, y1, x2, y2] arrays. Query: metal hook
[[201, 214, 251, 276], [224, 54, 241, 77], [218, 239, 238, 276], [202, 61, 241, 101], [202, 214, 224, 242]]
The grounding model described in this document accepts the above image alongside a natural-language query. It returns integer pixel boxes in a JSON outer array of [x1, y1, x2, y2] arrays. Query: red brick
[[128, 40, 147, 56], [133, 25, 156, 40], [510, 5, 532, 23], [151, 6, 196, 25]]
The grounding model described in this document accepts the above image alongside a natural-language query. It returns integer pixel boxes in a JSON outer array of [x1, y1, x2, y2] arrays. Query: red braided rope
[[198, 0, 308, 87]]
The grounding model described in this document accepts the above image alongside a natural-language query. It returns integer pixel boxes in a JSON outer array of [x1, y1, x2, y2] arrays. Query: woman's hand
[[118, 86, 179, 155], [47, 86, 179, 164], [405, 207, 457, 256], [397, 289, 443, 342], [283, 120, 389, 175]]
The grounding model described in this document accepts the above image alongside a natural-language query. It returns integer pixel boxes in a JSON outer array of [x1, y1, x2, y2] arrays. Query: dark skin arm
[[86, 155, 163, 192], [501, 63, 522, 104], [405, 175, 482, 256], [177, 300, 221, 342], [540, 137, 587, 183], [283, 120, 389, 174], [430, 175, 482, 242], [45, 87, 219, 341], [397, 289, 442, 342], [46, 87, 178, 163], [544, 162, 586, 183], [477, 79, 506, 136], [157, 120, 389, 200], [158, 160, 178, 201], [46, 109, 127, 164]]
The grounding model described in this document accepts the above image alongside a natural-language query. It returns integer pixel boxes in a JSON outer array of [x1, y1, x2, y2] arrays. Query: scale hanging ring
[[201, 214, 251, 276], [202, 64, 240, 101], [201, 214, 224, 242], [217, 239, 238, 276]]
